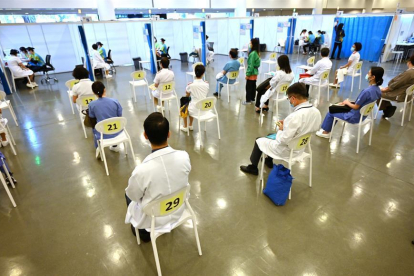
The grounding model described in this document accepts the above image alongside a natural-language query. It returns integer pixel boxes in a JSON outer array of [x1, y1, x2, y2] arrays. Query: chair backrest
[[159, 81, 175, 94], [406, 84, 414, 96], [65, 79, 79, 90], [0, 91, 6, 101], [307, 56, 315, 66], [195, 96, 217, 111], [228, 70, 239, 80], [108, 50, 112, 59], [142, 186, 189, 217], [319, 70, 330, 83], [192, 62, 203, 71], [354, 61, 363, 73], [95, 116, 127, 135], [275, 82, 290, 94], [46, 55, 51, 65], [131, 70, 146, 81], [238, 57, 245, 66], [288, 133, 312, 151], [269, 52, 277, 60], [360, 101, 376, 116], [76, 94, 98, 109]]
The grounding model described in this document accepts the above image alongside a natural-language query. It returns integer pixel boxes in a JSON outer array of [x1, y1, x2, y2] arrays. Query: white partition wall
[[295, 15, 335, 47], [254, 16, 291, 52]]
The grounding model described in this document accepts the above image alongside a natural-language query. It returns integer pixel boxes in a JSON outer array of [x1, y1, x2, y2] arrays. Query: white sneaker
[[109, 145, 119, 152], [26, 83, 35, 88], [316, 130, 330, 139], [106, 74, 113, 79], [33, 82, 39, 87], [242, 101, 252, 105], [329, 83, 340, 88], [180, 126, 188, 132], [1, 140, 9, 147], [189, 126, 194, 131], [156, 105, 165, 112]]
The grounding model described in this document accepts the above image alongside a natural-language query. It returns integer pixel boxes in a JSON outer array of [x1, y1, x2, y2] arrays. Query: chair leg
[[401, 101, 407, 127], [68, 91, 75, 114], [351, 76, 354, 93], [3, 163, 15, 189], [259, 153, 265, 183], [356, 124, 361, 154], [191, 217, 203, 255], [124, 142, 127, 156], [216, 117, 221, 139], [198, 120, 202, 147], [309, 155, 312, 188], [369, 120, 374, 146], [329, 118, 337, 142], [409, 100, 413, 121], [260, 109, 263, 126], [227, 85, 230, 103], [128, 139, 135, 159], [0, 174, 16, 207], [135, 226, 141, 245], [359, 74, 362, 90], [340, 121, 346, 138], [101, 145, 109, 175], [8, 104, 18, 126], [81, 115, 87, 138], [288, 162, 292, 200], [375, 99, 383, 119]]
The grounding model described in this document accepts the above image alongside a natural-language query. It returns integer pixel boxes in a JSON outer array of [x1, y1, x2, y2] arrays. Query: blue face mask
[[365, 74, 370, 82], [290, 103, 294, 108], [351, 47, 355, 52]]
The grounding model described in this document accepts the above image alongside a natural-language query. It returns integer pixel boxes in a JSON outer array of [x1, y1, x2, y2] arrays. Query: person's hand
[[380, 87, 387, 92], [342, 99, 351, 105], [245, 76, 248, 80], [277, 120, 284, 130]]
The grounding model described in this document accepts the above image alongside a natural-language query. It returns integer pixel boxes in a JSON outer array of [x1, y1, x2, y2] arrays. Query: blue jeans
[[216, 76, 236, 93]]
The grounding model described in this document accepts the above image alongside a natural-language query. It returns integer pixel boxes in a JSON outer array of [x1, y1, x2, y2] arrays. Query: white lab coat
[[260, 71, 294, 107], [125, 147, 191, 231], [257, 101, 321, 160], [92, 49, 110, 70], [299, 57, 332, 86]]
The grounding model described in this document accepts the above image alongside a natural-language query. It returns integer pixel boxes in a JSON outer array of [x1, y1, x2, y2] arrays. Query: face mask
[[351, 47, 355, 52], [290, 103, 295, 108], [365, 74, 370, 82]]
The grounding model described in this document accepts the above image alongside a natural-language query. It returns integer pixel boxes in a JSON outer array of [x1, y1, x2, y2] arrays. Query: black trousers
[[303, 44, 315, 53], [331, 42, 342, 58], [255, 89, 269, 108], [250, 139, 273, 168], [246, 79, 257, 102]]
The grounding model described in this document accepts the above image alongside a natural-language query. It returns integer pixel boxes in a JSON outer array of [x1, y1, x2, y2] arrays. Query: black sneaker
[[240, 165, 259, 175], [213, 92, 219, 97], [130, 225, 151, 242], [383, 106, 397, 118], [265, 157, 273, 169]]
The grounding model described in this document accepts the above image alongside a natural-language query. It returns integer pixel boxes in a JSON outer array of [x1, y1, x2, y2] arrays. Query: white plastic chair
[[129, 71, 150, 103], [218, 70, 240, 103], [186, 62, 204, 84], [9, 70, 34, 93], [189, 97, 221, 147], [157, 82, 180, 118], [0, 91, 18, 126], [65, 79, 79, 115], [0, 118, 17, 155], [238, 57, 245, 76], [135, 185, 202, 276], [262, 53, 278, 73], [274, 39, 286, 53], [295, 56, 315, 76], [95, 117, 135, 176], [259, 82, 290, 127], [344, 61, 363, 93], [0, 164, 16, 207], [259, 133, 313, 200], [309, 70, 330, 103], [329, 101, 376, 153], [375, 84, 414, 126], [391, 47, 404, 63], [76, 94, 98, 138]]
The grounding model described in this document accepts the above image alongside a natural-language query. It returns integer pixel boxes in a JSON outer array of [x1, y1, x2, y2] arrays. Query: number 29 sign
[[160, 191, 185, 215]]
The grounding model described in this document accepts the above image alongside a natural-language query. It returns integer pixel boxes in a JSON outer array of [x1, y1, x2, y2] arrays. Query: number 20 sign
[[160, 191, 185, 215]]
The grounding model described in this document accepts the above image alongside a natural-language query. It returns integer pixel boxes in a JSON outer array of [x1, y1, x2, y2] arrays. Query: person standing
[[243, 38, 261, 105], [330, 22, 345, 60]]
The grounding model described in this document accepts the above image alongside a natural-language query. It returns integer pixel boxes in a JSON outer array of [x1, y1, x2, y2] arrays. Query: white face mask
[[351, 47, 355, 52]]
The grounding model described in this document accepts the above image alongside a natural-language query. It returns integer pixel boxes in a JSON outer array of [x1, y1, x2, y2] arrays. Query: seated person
[[299, 29, 308, 54], [152, 57, 174, 110], [8, 49, 36, 88], [314, 30, 325, 52], [19, 47, 30, 61], [154, 37, 161, 51], [256, 55, 294, 113], [316, 67, 384, 138], [206, 35, 215, 64], [88, 81, 122, 154], [71, 67, 94, 105], [329, 42, 362, 88], [299, 48, 332, 92], [180, 64, 209, 132], [240, 83, 321, 175], [156, 38, 168, 58], [0, 109, 10, 146], [189, 47, 200, 59], [91, 44, 112, 78], [214, 49, 241, 97], [26, 47, 45, 73], [303, 31, 315, 54], [96, 42, 107, 59], [125, 112, 191, 242], [378, 54, 414, 118]]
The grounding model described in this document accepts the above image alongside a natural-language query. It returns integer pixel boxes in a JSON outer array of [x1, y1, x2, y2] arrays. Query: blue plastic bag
[[263, 164, 293, 206]]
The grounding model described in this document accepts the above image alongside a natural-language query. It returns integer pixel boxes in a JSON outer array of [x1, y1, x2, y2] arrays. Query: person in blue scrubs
[[316, 67, 384, 138], [97, 42, 107, 59], [213, 49, 241, 97], [27, 47, 45, 72], [88, 81, 123, 153], [303, 31, 316, 54]]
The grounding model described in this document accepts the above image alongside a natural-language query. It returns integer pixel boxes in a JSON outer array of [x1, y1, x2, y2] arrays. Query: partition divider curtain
[[336, 16, 392, 62]]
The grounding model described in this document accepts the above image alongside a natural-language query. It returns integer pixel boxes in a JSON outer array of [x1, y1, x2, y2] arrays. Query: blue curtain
[[0, 66, 12, 95], [285, 18, 296, 54], [78, 26, 95, 81], [145, 23, 157, 74], [200, 21, 206, 66], [335, 16, 392, 62], [250, 19, 254, 40]]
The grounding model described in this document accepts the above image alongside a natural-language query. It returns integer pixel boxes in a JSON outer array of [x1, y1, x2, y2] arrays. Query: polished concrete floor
[[1, 52, 414, 276]]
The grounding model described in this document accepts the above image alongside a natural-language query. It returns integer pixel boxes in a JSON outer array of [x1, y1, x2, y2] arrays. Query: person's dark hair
[[206, 35, 209, 40], [370, 67, 384, 86], [229, 49, 238, 58], [410, 54, 414, 65], [354, 42, 362, 51], [144, 112, 169, 146], [317, 30, 321, 34], [321, 31, 326, 34], [10, 49, 18, 56], [301, 29, 307, 34], [19, 47, 27, 52], [161, 38, 165, 42], [321, 48, 330, 57], [277, 55, 292, 74], [160, 57, 169, 68], [27, 47, 35, 52], [308, 31, 313, 35], [154, 37, 157, 41], [92, 44, 98, 50], [96, 42, 103, 46], [72, 67, 90, 80], [250, 38, 260, 55], [337, 23, 344, 31], [91, 81, 105, 98], [194, 64, 205, 78], [287, 82, 308, 99]]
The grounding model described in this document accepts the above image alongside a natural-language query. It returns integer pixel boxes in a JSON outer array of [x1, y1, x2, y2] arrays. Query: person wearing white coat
[[299, 48, 332, 91], [240, 83, 321, 175], [91, 44, 111, 78], [125, 112, 191, 242]]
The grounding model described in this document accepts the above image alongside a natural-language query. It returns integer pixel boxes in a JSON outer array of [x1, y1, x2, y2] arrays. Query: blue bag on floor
[[263, 164, 293, 206]]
